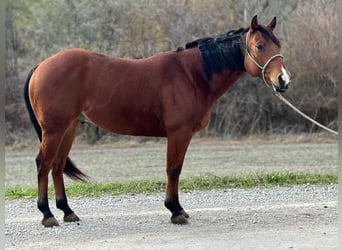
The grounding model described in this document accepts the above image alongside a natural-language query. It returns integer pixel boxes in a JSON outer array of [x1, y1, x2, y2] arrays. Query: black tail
[[24, 66, 88, 182], [64, 157, 88, 182], [24, 66, 42, 141]]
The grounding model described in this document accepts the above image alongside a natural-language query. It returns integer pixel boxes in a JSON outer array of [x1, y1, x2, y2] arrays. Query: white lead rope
[[272, 88, 338, 136]]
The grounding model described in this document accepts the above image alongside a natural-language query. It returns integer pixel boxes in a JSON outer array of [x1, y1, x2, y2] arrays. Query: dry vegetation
[[5, 0, 337, 145]]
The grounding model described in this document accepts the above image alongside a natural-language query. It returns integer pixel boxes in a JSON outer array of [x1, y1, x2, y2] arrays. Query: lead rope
[[268, 85, 338, 136]]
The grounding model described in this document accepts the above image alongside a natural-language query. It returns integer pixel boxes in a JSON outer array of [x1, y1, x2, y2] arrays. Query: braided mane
[[177, 25, 280, 81], [177, 28, 247, 81]]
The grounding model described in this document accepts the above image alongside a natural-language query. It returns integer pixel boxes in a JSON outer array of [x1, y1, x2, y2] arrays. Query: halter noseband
[[244, 31, 283, 85]]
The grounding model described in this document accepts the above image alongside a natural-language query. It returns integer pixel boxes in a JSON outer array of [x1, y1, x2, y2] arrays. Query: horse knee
[[167, 165, 182, 178], [36, 150, 54, 175], [35, 153, 44, 173]]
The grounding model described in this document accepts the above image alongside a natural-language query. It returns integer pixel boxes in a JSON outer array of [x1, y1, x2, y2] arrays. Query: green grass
[[5, 172, 337, 199]]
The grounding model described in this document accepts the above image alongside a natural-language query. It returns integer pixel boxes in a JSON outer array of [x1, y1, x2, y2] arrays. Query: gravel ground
[[5, 184, 337, 250], [5, 139, 338, 249]]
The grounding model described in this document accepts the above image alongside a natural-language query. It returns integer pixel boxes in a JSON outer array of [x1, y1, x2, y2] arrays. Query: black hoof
[[41, 217, 59, 227], [171, 214, 188, 224]]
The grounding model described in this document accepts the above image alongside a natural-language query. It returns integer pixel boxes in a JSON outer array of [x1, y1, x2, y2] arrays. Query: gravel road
[[5, 184, 337, 250]]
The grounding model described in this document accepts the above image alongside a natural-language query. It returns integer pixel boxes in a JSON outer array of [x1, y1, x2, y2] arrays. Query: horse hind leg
[[36, 130, 66, 227], [52, 119, 80, 223]]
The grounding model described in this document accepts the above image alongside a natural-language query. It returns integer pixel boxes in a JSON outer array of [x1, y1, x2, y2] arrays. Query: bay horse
[[24, 15, 291, 227]]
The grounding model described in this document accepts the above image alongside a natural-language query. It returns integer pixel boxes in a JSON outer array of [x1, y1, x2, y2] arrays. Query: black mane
[[177, 28, 247, 81], [177, 25, 280, 82]]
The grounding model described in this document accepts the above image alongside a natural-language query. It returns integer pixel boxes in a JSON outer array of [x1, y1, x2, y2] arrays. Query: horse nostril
[[278, 74, 288, 89]]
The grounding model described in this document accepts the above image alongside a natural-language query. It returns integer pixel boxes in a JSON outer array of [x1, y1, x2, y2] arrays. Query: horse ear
[[267, 17, 277, 31], [250, 15, 259, 32]]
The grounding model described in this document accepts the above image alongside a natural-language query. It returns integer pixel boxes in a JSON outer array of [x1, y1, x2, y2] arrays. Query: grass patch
[[6, 172, 337, 199]]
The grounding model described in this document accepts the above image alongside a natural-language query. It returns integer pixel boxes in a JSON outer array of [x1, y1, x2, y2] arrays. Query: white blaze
[[281, 66, 290, 85]]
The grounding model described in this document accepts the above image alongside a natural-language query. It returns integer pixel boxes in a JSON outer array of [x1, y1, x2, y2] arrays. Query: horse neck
[[194, 32, 246, 100], [208, 68, 245, 100], [177, 48, 245, 103], [192, 48, 245, 101]]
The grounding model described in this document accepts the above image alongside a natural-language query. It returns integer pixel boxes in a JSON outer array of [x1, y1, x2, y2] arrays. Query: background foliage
[[5, 0, 337, 144]]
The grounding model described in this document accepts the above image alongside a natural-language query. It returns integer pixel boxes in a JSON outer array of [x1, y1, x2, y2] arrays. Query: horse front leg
[[164, 131, 192, 224]]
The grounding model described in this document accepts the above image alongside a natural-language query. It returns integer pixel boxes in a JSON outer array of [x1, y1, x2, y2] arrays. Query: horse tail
[[24, 66, 42, 141], [24, 66, 88, 182], [64, 157, 88, 182]]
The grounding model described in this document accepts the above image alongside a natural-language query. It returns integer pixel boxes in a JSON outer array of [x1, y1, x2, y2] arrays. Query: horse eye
[[256, 44, 264, 51]]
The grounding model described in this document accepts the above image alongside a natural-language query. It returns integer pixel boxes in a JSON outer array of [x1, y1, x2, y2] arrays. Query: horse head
[[243, 15, 291, 92]]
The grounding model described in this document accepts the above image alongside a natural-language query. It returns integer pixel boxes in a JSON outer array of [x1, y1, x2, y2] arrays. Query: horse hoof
[[171, 214, 188, 224], [180, 209, 189, 218], [42, 217, 59, 227], [64, 213, 80, 222]]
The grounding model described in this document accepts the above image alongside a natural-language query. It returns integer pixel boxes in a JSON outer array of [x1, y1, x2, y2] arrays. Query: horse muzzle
[[275, 67, 291, 92]]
